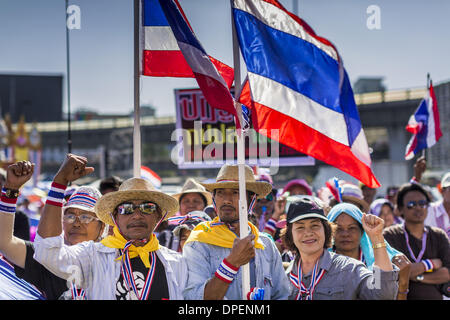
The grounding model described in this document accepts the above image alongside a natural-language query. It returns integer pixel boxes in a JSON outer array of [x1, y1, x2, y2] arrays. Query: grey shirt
[[286, 250, 399, 300], [183, 233, 290, 300]]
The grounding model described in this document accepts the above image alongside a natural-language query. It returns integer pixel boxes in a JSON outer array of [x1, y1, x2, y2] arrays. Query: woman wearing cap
[[0, 159, 106, 300], [284, 197, 399, 300], [34, 154, 187, 300]]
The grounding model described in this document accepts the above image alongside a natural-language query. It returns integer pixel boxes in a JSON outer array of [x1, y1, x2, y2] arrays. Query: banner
[[173, 88, 315, 170]]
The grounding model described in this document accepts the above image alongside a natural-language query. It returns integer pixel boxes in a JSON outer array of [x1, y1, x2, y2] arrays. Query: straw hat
[[201, 164, 272, 199], [95, 177, 179, 226], [172, 178, 213, 206]]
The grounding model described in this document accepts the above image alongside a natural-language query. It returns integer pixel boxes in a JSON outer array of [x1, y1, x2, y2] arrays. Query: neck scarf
[[101, 226, 160, 268], [184, 216, 265, 250]]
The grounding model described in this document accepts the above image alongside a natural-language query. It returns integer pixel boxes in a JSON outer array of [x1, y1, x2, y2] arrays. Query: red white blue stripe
[[158, 0, 240, 128], [234, 0, 379, 188], [65, 192, 97, 210], [167, 213, 209, 225], [120, 242, 156, 300], [140, 165, 162, 189], [289, 258, 326, 300], [0, 189, 18, 215], [46, 182, 67, 207], [404, 82, 442, 160], [142, 0, 234, 87]]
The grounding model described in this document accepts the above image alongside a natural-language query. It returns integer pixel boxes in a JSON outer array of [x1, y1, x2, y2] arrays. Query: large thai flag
[[157, 0, 240, 128], [233, 0, 380, 188], [142, 0, 234, 88], [0, 254, 45, 300], [404, 82, 442, 160], [141, 165, 162, 189]]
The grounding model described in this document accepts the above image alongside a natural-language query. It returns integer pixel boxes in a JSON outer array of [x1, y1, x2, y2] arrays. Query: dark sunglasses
[[406, 200, 428, 210], [116, 202, 158, 215]]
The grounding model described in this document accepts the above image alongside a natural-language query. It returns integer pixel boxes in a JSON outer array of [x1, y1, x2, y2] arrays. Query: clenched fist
[[53, 154, 94, 186]]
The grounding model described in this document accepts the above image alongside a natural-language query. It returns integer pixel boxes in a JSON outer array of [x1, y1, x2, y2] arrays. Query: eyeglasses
[[63, 213, 99, 224], [116, 202, 158, 215], [406, 200, 428, 210]]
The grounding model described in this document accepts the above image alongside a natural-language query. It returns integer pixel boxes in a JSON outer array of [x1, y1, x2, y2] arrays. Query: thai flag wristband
[[421, 259, 434, 272], [264, 218, 277, 233], [215, 259, 239, 284], [246, 287, 265, 300], [46, 182, 67, 207], [0, 188, 18, 215]]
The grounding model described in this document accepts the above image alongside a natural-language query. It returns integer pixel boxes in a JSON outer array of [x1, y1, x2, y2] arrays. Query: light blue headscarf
[[327, 203, 401, 270]]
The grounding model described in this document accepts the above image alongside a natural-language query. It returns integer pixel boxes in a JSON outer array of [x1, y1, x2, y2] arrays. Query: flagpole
[[231, 1, 251, 300], [421, 73, 431, 159], [65, 0, 72, 154], [133, 0, 141, 177]]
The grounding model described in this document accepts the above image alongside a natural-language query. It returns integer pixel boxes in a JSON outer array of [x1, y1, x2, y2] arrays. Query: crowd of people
[[0, 153, 448, 300]]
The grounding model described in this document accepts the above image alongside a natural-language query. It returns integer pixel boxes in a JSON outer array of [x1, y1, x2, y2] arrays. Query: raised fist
[[5, 161, 35, 190], [53, 154, 94, 185]]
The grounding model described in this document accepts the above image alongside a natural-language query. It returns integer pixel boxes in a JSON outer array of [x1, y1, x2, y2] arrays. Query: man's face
[[114, 200, 162, 242], [63, 208, 104, 245], [213, 188, 240, 223], [442, 186, 450, 204], [400, 191, 428, 224]]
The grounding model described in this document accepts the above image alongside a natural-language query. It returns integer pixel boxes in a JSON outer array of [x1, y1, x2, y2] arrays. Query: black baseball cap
[[287, 197, 328, 224]]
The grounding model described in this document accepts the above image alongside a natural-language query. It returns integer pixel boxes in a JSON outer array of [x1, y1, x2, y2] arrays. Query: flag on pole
[[233, 0, 380, 188], [158, 0, 240, 128], [142, 0, 234, 88], [141, 165, 162, 189], [404, 81, 442, 160]]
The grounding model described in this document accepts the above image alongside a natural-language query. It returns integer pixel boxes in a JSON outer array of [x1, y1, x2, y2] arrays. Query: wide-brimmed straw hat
[[201, 164, 272, 199], [95, 177, 179, 226], [172, 178, 212, 206]]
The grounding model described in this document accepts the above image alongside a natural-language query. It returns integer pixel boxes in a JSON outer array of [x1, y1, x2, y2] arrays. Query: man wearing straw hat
[[34, 154, 187, 300], [182, 164, 289, 300]]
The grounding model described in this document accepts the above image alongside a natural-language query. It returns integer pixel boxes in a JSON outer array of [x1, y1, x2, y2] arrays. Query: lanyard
[[120, 241, 156, 300], [70, 282, 86, 300], [289, 258, 326, 300], [403, 224, 428, 263]]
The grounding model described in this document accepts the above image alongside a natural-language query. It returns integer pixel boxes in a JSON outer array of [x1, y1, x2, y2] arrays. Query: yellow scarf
[[101, 226, 160, 268], [185, 216, 265, 250]]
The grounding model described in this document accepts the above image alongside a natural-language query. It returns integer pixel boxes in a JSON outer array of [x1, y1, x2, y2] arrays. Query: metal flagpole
[[421, 73, 431, 159], [65, 0, 72, 154], [230, 1, 251, 299], [133, 0, 142, 177]]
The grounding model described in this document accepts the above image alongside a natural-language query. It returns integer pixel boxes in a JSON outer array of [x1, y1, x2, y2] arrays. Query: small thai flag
[[404, 81, 442, 160], [141, 165, 162, 189]]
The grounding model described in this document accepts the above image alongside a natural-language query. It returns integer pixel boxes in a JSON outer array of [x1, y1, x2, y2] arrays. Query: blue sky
[[1, 0, 449, 117]]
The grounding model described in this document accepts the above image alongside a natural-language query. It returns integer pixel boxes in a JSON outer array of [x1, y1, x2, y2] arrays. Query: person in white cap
[[34, 154, 187, 300], [0, 159, 105, 300], [425, 172, 450, 239]]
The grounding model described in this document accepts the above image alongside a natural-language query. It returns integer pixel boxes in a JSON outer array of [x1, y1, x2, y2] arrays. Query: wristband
[[0, 188, 18, 215], [215, 258, 239, 284], [46, 182, 67, 207], [421, 259, 434, 272], [263, 218, 277, 233], [246, 287, 265, 300]]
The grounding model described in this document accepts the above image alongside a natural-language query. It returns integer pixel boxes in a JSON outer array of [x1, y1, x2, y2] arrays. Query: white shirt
[[425, 201, 450, 238], [33, 233, 187, 300]]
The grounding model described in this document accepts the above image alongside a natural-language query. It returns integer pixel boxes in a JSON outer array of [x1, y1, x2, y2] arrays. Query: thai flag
[[233, 0, 380, 188], [142, 0, 234, 88], [157, 0, 240, 128], [141, 165, 162, 189], [404, 82, 442, 160]]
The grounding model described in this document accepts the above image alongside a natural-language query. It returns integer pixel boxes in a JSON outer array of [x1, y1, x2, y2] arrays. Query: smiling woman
[[284, 197, 399, 300]]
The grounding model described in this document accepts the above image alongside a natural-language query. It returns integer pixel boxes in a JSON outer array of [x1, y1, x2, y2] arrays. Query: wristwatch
[[416, 274, 424, 282], [3, 188, 19, 198]]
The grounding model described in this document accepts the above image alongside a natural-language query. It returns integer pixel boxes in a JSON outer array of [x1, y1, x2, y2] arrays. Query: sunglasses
[[63, 213, 99, 224], [406, 200, 428, 210], [116, 202, 158, 215]]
